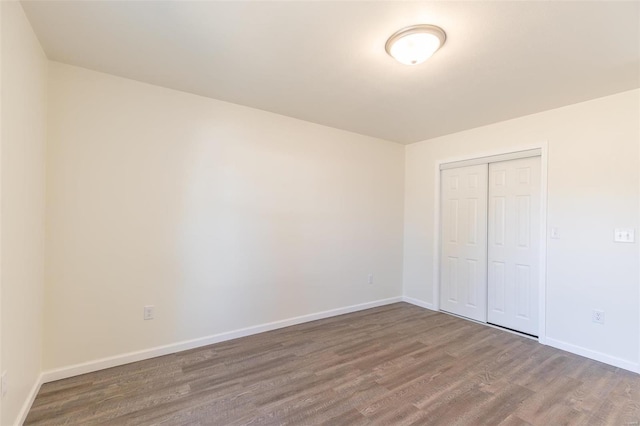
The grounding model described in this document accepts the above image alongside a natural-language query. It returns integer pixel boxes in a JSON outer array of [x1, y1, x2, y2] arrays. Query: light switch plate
[[614, 228, 634, 243], [550, 227, 560, 239]]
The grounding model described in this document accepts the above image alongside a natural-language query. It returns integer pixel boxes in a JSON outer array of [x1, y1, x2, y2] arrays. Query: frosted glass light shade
[[385, 25, 446, 65]]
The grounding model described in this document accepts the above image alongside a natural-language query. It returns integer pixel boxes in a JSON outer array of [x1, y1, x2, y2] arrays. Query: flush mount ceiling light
[[385, 24, 446, 65]]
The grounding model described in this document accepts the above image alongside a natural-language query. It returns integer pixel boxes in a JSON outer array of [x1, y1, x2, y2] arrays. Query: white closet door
[[488, 157, 541, 335], [440, 164, 488, 322]]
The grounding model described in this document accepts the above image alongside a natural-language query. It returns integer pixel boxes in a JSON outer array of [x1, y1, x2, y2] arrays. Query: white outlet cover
[[614, 228, 635, 243], [143, 305, 155, 320], [592, 310, 605, 324]]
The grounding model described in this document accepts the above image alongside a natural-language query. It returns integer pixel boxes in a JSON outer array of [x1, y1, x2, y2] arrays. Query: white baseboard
[[41, 296, 403, 384], [15, 373, 43, 426], [402, 296, 639, 374], [402, 296, 436, 311], [28, 295, 639, 422], [545, 337, 639, 374]]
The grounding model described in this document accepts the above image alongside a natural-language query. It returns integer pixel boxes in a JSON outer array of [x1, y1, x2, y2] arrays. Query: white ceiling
[[22, 1, 640, 144]]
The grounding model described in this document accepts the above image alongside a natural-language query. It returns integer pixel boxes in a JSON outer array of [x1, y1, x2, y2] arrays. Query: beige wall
[[404, 89, 640, 368], [44, 62, 405, 370], [1, 2, 48, 424]]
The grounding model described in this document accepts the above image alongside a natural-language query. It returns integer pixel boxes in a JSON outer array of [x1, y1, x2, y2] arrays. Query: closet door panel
[[440, 164, 488, 322], [488, 157, 540, 335]]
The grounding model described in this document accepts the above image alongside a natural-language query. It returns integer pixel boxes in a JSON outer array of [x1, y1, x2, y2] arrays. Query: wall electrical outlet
[[367, 274, 373, 285], [143, 305, 155, 320], [1, 371, 7, 398], [614, 228, 634, 243], [592, 309, 605, 324]]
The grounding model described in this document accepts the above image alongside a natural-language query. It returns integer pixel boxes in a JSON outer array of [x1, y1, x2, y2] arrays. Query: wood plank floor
[[26, 303, 640, 425]]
